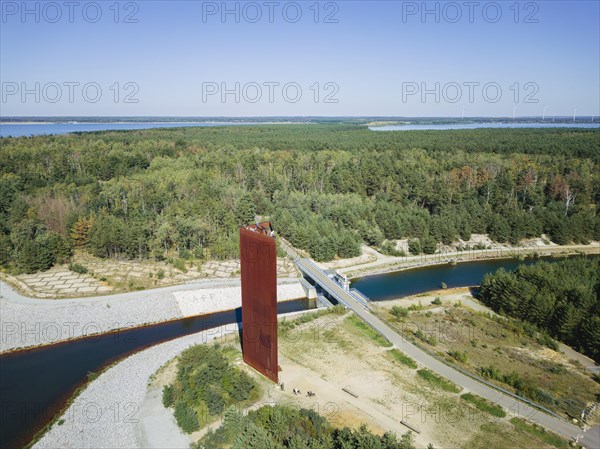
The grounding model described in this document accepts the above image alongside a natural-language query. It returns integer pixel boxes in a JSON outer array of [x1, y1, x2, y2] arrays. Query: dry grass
[[377, 295, 600, 420]]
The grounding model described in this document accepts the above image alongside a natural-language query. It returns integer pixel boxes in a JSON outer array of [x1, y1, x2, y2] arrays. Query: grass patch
[[417, 369, 461, 393], [345, 314, 392, 347], [461, 393, 506, 417], [388, 349, 417, 369], [510, 418, 568, 448]]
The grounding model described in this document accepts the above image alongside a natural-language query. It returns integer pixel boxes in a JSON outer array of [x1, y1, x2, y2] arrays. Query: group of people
[[279, 382, 316, 398], [292, 388, 315, 397]]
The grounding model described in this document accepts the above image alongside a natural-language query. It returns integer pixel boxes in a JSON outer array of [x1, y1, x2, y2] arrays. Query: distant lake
[[0, 122, 258, 138], [370, 123, 600, 131]]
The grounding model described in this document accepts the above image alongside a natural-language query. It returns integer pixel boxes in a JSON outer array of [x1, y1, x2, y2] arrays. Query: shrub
[[156, 269, 165, 279], [163, 344, 258, 434], [414, 329, 437, 346], [162, 385, 174, 408], [431, 297, 442, 305], [69, 262, 88, 274], [391, 305, 409, 319], [408, 239, 421, 255], [170, 258, 187, 272], [380, 241, 405, 257], [421, 236, 437, 254], [448, 350, 468, 363]]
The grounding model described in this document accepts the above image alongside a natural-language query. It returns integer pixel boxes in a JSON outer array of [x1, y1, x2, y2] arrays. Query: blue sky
[[1, 0, 599, 117]]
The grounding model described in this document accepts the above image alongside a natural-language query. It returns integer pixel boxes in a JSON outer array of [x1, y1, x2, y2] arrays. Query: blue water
[[0, 299, 309, 449], [370, 123, 600, 131], [0, 122, 257, 137], [352, 258, 550, 301]]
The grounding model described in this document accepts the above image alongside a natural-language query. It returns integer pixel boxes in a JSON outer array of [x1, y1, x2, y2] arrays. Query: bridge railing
[[296, 259, 354, 309], [349, 288, 370, 305]]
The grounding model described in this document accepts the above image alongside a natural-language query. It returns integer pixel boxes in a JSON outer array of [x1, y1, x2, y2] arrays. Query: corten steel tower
[[239, 221, 278, 383]]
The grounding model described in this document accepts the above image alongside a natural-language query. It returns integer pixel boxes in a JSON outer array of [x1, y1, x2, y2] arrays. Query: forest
[[479, 257, 600, 362], [0, 125, 598, 271], [196, 403, 416, 449]]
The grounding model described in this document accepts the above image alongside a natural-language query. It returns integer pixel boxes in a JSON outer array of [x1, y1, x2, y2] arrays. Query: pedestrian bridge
[[295, 258, 370, 310]]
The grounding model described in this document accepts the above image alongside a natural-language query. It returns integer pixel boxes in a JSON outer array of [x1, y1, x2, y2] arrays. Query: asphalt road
[[296, 258, 599, 449]]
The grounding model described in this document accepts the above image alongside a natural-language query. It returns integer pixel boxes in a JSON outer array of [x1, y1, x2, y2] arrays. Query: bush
[[195, 404, 417, 449], [156, 269, 165, 279], [408, 239, 421, 255], [162, 385, 174, 408], [421, 236, 437, 254], [414, 329, 437, 346], [69, 262, 88, 274], [170, 258, 187, 272], [448, 350, 468, 363], [391, 305, 409, 319], [431, 297, 442, 305], [379, 241, 405, 257]]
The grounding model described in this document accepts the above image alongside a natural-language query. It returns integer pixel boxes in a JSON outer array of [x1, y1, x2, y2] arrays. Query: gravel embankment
[[173, 282, 304, 316], [0, 280, 304, 352], [32, 325, 236, 449]]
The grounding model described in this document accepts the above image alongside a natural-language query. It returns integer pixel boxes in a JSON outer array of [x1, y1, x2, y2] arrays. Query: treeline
[[1, 125, 599, 271], [479, 257, 600, 362], [197, 403, 416, 449]]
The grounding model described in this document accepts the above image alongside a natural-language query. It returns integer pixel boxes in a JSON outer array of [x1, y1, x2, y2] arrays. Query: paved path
[[295, 258, 599, 449]]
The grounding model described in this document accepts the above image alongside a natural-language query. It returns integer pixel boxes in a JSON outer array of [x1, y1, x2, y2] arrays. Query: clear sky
[[1, 0, 599, 117]]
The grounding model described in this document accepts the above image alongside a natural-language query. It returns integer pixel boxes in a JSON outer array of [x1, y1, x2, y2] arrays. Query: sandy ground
[[41, 301, 595, 449], [146, 311, 538, 449]]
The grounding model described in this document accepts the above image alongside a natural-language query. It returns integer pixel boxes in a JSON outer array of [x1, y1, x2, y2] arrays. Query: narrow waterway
[[0, 300, 307, 449], [351, 257, 558, 300]]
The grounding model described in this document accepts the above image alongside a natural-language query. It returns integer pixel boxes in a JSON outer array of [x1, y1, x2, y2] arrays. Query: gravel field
[[0, 279, 304, 352]]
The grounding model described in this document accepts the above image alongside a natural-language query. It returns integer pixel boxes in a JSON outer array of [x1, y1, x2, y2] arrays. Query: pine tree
[[71, 217, 93, 248]]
